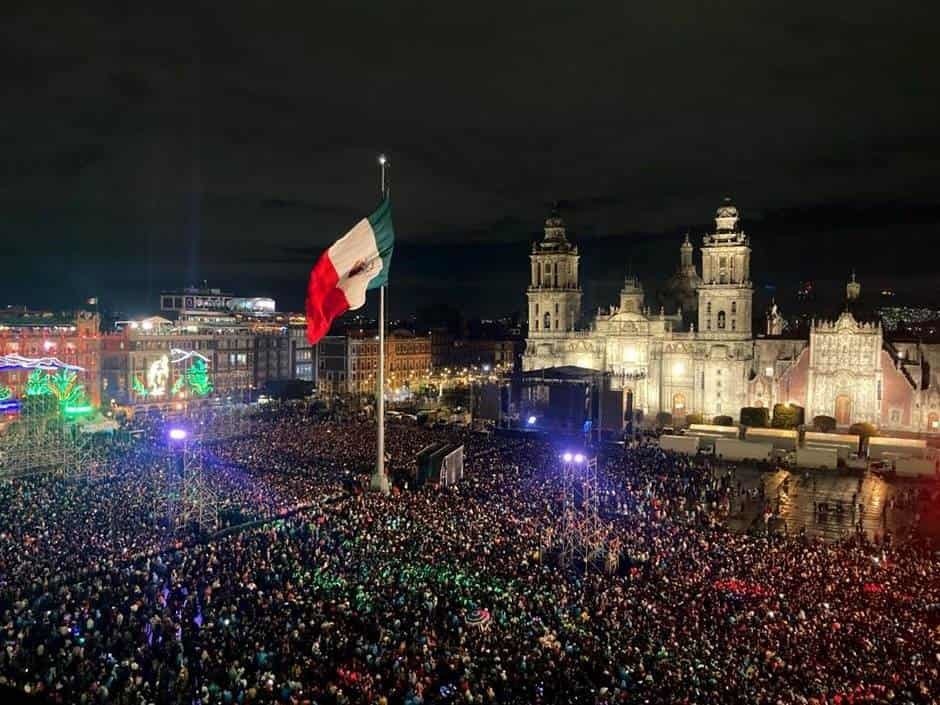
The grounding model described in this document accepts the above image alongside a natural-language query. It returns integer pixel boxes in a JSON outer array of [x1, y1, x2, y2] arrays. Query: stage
[[500, 366, 635, 441]]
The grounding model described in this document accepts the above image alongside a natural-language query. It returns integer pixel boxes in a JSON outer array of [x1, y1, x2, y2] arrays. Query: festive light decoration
[[25, 369, 50, 396], [147, 355, 170, 397], [0, 385, 12, 401], [170, 348, 210, 364], [132, 375, 148, 397], [63, 404, 93, 416], [0, 354, 84, 372], [45, 369, 87, 409], [185, 358, 213, 397], [171, 376, 185, 396]]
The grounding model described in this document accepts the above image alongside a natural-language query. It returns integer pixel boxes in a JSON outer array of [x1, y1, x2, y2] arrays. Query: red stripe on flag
[[305, 253, 350, 344]]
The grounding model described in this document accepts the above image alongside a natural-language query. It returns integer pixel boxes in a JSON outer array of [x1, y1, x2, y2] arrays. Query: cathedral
[[523, 200, 940, 435]]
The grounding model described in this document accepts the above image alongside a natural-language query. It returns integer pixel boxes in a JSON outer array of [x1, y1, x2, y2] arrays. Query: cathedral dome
[[661, 267, 701, 314]]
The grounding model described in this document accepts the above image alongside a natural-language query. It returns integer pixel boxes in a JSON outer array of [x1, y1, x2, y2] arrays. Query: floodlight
[[168, 428, 188, 441]]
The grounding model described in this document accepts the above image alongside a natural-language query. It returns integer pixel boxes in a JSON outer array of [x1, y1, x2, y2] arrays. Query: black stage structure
[[499, 366, 636, 442]]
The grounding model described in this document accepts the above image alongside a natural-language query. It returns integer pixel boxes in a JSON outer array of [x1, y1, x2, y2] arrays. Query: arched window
[[543, 312, 551, 330], [717, 311, 726, 329]]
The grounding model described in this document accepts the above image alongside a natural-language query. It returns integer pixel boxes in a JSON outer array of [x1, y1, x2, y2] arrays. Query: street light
[[574, 453, 584, 463], [168, 428, 188, 441], [527, 415, 537, 426], [562, 452, 573, 462]]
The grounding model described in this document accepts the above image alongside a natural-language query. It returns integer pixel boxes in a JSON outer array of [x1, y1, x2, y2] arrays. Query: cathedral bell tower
[[528, 212, 582, 336], [697, 198, 753, 337]]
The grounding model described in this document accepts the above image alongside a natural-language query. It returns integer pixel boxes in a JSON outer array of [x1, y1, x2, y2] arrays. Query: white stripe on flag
[[328, 218, 385, 310]]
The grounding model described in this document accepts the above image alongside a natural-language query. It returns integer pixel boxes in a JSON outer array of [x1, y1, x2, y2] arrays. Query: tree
[[772, 402, 804, 429], [713, 415, 735, 426], [739, 407, 769, 428], [186, 358, 214, 397], [655, 411, 673, 428], [812, 415, 837, 433]]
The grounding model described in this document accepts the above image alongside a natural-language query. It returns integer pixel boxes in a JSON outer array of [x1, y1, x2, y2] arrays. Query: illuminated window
[[717, 311, 726, 329], [765, 366, 773, 377]]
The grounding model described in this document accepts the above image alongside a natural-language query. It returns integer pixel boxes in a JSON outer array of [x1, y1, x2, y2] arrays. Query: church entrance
[[672, 393, 686, 420], [834, 394, 852, 426], [927, 412, 939, 432]]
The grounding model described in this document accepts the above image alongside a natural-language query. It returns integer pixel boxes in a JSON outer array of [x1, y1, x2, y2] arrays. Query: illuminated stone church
[[523, 200, 940, 434]]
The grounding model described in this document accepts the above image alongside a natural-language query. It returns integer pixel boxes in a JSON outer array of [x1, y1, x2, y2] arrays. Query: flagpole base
[[370, 470, 390, 495]]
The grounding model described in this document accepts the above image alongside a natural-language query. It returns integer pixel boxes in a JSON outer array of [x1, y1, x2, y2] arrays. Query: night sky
[[3, 2, 938, 319]]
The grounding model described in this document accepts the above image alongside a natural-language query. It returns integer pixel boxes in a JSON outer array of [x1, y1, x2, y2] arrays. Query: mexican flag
[[305, 198, 394, 343]]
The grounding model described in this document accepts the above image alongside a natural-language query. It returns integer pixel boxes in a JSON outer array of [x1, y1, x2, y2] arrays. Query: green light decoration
[[132, 375, 148, 397], [171, 376, 184, 396], [0, 385, 12, 402], [186, 358, 213, 397], [63, 404, 93, 416], [45, 369, 87, 409], [25, 369, 49, 396]]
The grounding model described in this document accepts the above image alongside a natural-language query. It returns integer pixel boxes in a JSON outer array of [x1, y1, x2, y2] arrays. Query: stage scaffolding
[[163, 436, 219, 532], [551, 454, 617, 570], [0, 361, 106, 480], [159, 399, 256, 533]]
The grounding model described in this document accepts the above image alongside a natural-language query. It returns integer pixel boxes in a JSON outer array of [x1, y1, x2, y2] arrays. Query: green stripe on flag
[[366, 197, 395, 289]]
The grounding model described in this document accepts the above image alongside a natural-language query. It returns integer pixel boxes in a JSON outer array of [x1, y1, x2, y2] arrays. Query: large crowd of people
[[0, 410, 938, 704]]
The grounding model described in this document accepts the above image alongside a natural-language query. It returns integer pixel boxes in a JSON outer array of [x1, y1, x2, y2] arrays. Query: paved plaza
[[720, 464, 933, 542]]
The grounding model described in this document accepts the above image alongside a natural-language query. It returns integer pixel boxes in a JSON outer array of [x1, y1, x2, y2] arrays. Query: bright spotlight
[[168, 428, 188, 441], [378, 154, 387, 165], [527, 415, 537, 426], [562, 452, 573, 462], [574, 453, 585, 463]]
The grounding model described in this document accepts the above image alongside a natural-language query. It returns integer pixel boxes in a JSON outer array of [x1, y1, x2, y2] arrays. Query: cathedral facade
[[523, 201, 940, 434]]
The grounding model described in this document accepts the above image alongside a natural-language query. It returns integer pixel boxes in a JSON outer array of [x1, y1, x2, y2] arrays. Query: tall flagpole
[[371, 154, 390, 494]]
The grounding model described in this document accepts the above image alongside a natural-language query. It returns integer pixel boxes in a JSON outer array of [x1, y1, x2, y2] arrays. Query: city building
[[523, 200, 940, 434], [159, 286, 276, 317], [0, 309, 102, 407], [288, 319, 316, 382], [101, 317, 253, 410], [430, 330, 523, 372], [325, 329, 432, 396], [316, 335, 349, 396]]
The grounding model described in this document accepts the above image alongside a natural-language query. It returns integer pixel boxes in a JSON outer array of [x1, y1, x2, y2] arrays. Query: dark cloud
[[0, 1, 937, 316]]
